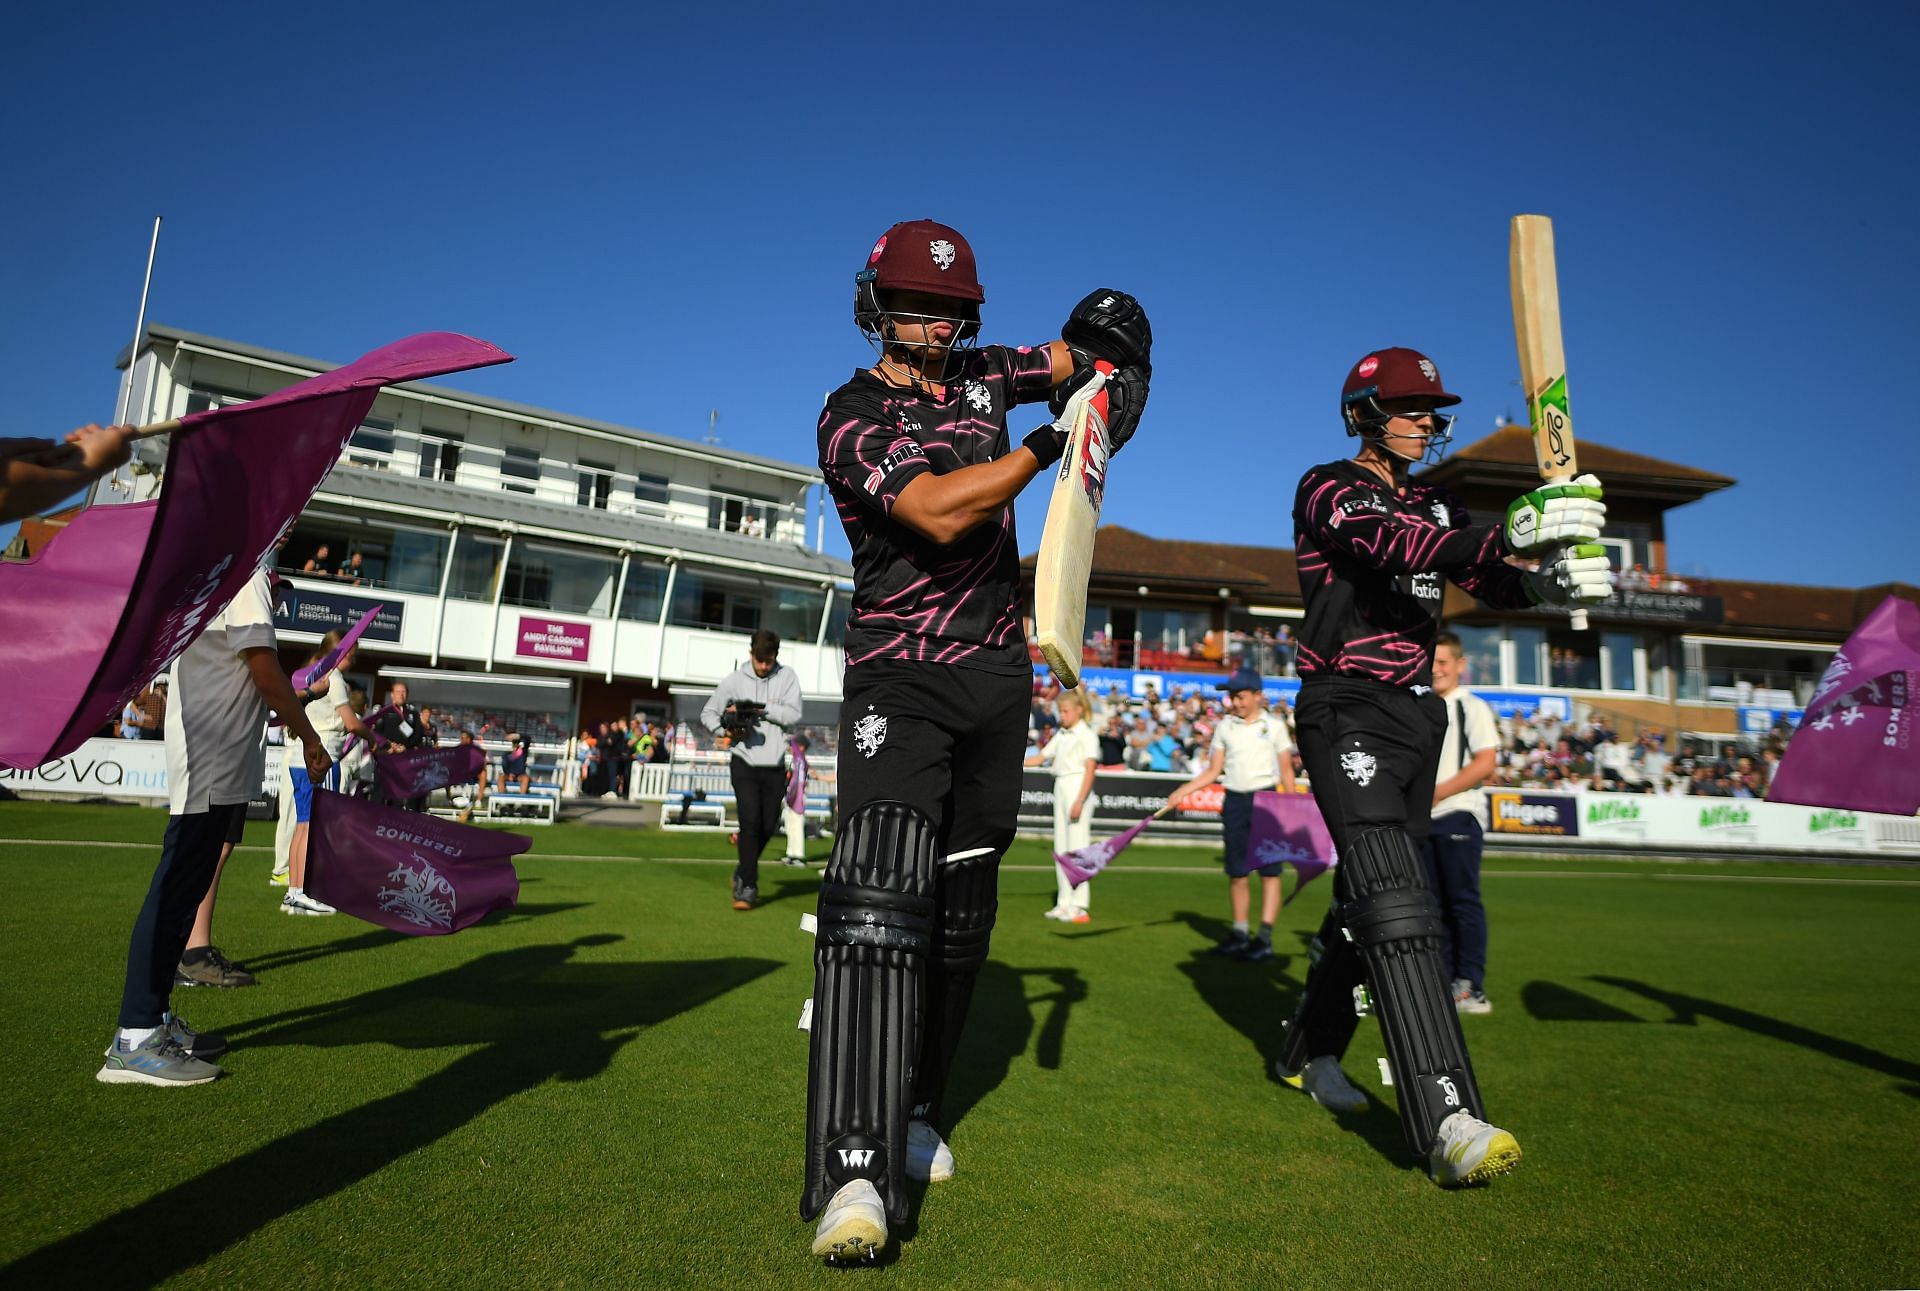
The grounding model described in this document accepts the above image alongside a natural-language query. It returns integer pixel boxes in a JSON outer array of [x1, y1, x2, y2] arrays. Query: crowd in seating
[[1023, 677, 1799, 800]]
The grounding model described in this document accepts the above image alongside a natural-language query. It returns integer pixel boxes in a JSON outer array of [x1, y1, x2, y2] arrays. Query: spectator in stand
[[499, 733, 531, 797], [120, 696, 146, 739], [301, 545, 334, 578], [576, 730, 600, 794], [650, 722, 672, 763], [1145, 724, 1179, 773], [1097, 713, 1126, 767], [337, 550, 366, 584], [1027, 690, 1099, 923]]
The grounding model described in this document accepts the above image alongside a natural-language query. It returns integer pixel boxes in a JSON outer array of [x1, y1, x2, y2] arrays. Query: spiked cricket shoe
[[811, 1179, 887, 1262], [906, 1119, 955, 1183], [1428, 1110, 1522, 1187], [1276, 1056, 1370, 1113]]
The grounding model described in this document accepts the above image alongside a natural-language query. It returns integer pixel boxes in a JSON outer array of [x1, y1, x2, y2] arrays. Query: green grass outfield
[[1, 800, 1916, 1288]]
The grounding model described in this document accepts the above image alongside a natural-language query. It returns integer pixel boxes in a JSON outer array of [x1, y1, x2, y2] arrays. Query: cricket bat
[[1032, 361, 1115, 688], [1509, 213, 1589, 631]]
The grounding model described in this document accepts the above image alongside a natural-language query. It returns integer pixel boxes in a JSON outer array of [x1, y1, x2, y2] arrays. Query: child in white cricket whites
[[1026, 689, 1100, 922]]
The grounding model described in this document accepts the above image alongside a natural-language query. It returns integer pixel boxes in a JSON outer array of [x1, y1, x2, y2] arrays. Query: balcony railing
[[338, 426, 809, 544]]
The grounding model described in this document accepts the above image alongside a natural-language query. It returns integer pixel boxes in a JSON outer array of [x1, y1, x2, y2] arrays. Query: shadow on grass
[[750, 872, 820, 910], [234, 903, 591, 975], [1520, 979, 1646, 1024], [4, 936, 780, 1288], [1585, 975, 1920, 1094], [941, 961, 1087, 1134], [1171, 910, 1421, 1172]]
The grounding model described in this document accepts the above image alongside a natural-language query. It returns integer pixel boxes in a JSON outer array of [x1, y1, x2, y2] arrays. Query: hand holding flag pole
[[1054, 806, 1171, 887]]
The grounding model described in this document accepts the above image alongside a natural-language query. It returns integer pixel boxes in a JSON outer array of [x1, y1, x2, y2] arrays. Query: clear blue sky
[[5, 2, 1915, 588]]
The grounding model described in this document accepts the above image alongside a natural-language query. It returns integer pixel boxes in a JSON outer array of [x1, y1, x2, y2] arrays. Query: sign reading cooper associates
[[516, 615, 592, 663], [274, 587, 404, 642]]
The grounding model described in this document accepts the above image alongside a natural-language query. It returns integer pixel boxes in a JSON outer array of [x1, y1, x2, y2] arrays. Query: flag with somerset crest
[[1767, 595, 1920, 816], [374, 743, 488, 801], [0, 333, 511, 771], [307, 790, 526, 934]]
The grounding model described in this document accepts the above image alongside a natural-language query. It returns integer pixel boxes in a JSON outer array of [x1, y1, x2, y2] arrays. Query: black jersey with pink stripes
[[1291, 459, 1533, 687], [819, 344, 1056, 674]]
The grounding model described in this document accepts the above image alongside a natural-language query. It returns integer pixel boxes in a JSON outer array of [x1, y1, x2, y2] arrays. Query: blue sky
[[4, 2, 1915, 588]]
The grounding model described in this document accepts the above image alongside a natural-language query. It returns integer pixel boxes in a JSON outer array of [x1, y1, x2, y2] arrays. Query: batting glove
[[1023, 367, 1110, 470], [1525, 543, 1614, 608], [1504, 472, 1606, 555]]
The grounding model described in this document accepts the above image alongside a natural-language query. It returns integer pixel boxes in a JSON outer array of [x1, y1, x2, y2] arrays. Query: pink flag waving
[[307, 789, 525, 934], [1055, 810, 1165, 887], [374, 743, 488, 801], [786, 739, 810, 814], [0, 333, 512, 771], [1243, 790, 1339, 888], [1767, 595, 1920, 816], [292, 603, 384, 690]]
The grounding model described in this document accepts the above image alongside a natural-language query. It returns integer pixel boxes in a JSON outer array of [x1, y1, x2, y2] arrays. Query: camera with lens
[[720, 701, 765, 735]]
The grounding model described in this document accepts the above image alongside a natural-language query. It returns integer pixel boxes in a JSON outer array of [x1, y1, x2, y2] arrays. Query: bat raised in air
[[1032, 360, 1114, 689], [1509, 213, 1591, 631]]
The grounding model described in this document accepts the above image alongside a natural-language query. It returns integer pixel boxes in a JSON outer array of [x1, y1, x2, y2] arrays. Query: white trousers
[[1052, 788, 1096, 912], [782, 801, 806, 859]]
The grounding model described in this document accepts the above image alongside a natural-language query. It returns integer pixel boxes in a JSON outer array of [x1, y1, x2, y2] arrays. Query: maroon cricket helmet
[[1341, 347, 1462, 410], [861, 219, 984, 304]]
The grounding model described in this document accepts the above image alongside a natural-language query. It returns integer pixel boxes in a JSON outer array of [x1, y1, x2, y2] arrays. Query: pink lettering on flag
[[307, 789, 526, 934], [1243, 790, 1339, 887], [515, 616, 591, 662], [0, 333, 512, 770], [374, 743, 488, 801], [1767, 595, 1920, 816]]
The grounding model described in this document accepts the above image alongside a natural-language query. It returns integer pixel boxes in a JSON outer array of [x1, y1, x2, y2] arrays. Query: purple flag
[[1055, 811, 1164, 887], [0, 332, 512, 771], [307, 789, 525, 934], [291, 603, 384, 690], [1767, 595, 1920, 816], [1243, 790, 1339, 887], [786, 739, 809, 814], [374, 743, 488, 801]]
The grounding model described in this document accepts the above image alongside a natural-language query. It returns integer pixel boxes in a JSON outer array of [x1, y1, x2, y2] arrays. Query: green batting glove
[[1505, 473, 1606, 555]]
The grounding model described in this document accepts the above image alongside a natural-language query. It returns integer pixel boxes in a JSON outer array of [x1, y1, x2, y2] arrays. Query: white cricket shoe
[[1043, 906, 1068, 921], [281, 891, 336, 917], [1427, 1110, 1522, 1187], [906, 1118, 955, 1183], [811, 1179, 887, 1262], [1275, 1056, 1370, 1113]]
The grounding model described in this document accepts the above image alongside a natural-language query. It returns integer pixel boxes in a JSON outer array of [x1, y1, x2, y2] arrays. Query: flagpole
[[115, 215, 163, 426]]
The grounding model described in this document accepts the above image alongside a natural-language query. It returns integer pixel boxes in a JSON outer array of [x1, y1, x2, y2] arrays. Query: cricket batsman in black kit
[[1274, 347, 1612, 1186], [802, 220, 1150, 1260]]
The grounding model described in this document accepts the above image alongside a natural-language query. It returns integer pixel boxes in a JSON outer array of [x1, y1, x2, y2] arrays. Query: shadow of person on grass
[[1584, 975, 1920, 1096], [237, 903, 592, 976], [3, 936, 780, 1288], [1170, 911, 1413, 1171]]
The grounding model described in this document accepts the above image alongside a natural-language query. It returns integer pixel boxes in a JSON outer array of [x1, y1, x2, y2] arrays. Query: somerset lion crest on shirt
[[964, 381, 992, 414], [1340, 749, 1377, 786], [853, 709, 889, 758]]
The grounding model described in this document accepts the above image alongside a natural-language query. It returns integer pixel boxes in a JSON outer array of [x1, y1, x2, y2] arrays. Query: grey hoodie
[[700, 660, 803, 767]]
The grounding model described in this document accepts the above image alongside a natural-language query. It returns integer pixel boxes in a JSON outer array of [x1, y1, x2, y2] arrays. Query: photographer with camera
[[701, 629, 804, 910]]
